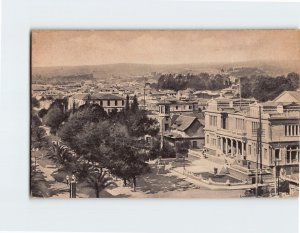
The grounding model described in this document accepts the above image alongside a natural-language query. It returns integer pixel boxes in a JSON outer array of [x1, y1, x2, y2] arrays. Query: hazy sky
[[32, 30, 299, 67]]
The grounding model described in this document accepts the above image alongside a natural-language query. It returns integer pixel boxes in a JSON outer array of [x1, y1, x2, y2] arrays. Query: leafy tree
[[32, 97, 40, 108], [44, 105, 65, 134], [38, 108, 48, 119], [160, 142, 176, 158], [32, 114, 42, 127], [59, 103, 107, 145], [57, 102, 158, 192], [125, 110, 159, 137], [105, 141, 150, 191], [31, 126, 48, 149], [131, 95, 139, 113], [148, 138, 161, 160], [30, 166, 51, 197], [31, 115, 49, 149], [125, 94, 130, 111], [70, 121, 111, 162], [84, 168, 116, 198], [175, 141, 190, 157], [240, 74, 299, 101], [287, 72, 300, 89], [156, 73, 229, 91], [148, 139, 176, 159]]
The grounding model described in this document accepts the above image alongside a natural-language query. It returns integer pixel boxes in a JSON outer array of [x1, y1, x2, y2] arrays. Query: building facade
[[157, 99, 198, 132], [85, 93, 125, 113], [68, 93, 125, 113], [164, 115, 205, 149], [204, 98, 300, 178]]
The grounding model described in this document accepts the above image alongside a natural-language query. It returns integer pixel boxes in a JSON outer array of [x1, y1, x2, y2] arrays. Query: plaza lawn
[[105, 164, 244, 198]]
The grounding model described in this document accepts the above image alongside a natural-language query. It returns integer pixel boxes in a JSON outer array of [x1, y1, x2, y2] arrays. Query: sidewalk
[[36, 154, 89, 198]]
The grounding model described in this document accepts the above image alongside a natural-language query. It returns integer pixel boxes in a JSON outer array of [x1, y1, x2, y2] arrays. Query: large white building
[[204, 94, 300, 183]]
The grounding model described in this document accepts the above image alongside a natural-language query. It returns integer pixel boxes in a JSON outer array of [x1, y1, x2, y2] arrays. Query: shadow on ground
[[135, 165, 200, 194]]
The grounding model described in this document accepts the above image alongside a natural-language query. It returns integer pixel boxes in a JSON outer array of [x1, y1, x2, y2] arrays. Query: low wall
[[178, 169, 247, 187], [228, 166, 274, 184]]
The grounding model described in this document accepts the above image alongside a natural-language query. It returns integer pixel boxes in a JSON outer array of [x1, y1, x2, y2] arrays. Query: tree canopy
[[44, 104, 65, 134], [57, 103, 159, 186], [241, 73, 299, 101], [156, 73, 230, 91]]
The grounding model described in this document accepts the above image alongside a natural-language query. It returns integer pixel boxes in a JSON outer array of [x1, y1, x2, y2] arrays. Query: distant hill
[[32, 60, 300, 83], [32, 73, 95, 85]]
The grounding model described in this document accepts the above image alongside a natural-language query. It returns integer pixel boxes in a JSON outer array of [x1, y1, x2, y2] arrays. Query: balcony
[[217, 128, 247, 138]]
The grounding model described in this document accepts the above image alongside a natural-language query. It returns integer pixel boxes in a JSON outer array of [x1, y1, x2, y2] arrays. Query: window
[[122, 100, 124, 105], [285, 125, 300, 136], [253, 143, 256, 156], [212, 138, 217, 147], [209, 116, 217, 126], [221, 113, 228, 129], [275, 149, 280, 160], [236, 118, 245, 130], [107, 100, 110, 106], [175, 106, 178, 110], [164, 124, 169, 131], [248, 145, 251, 155], [189, 105, 192, 109], [252, 121, 259, 134], [264, 148, 268, 159], [100, 100, 103, 106], [287, 146, 300, 163], [115, 100, 118, 106]]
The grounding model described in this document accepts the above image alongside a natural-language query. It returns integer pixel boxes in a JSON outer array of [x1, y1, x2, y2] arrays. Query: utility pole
[[160, 116, 164, 150], [256, 106, 262, 197], [274, 159, 277, 196], [255, 145, 259, 197], [239, 77, 242, 109], [259, 106, 263, 180], [143, 83, 146, 110]]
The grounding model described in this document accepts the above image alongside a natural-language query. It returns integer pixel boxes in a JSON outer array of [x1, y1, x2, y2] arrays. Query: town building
[[164, 115, 205, 149], [68, 93, 89, 110], [157, 99, 199, 132], [68, 93, 125, 113], [85, 93, 125, 113], [204, 95, 300, 183], [273, 91, 300, 103]]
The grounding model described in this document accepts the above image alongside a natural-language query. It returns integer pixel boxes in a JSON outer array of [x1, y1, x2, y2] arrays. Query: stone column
[[220, 137, 224, 154], [225, 138, 228, 155], [241, 141, 245, 158], [231, 139, 234, 156]]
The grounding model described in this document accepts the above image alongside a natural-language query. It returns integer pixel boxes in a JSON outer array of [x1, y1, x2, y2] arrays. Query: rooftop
[[171, 115, 199, 132], [85, 93, 125, 100], [72, 93, 89, 100], [273, 91, 300, 103]]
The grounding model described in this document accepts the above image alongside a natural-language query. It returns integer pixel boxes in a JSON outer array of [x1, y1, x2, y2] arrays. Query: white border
[[0, 0, 299, 232]]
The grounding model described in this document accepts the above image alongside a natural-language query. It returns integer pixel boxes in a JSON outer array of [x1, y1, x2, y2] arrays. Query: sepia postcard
[[30, 30, 300, 198]]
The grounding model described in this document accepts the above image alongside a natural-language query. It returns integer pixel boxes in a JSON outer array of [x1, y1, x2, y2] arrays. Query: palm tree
[[85, 168, 117, 198], [47, 141, 76, 166]]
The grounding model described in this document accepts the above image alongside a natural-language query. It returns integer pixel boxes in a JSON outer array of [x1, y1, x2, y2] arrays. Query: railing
[[217, 128, 247, 137], [230, 164, 272, 175]]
